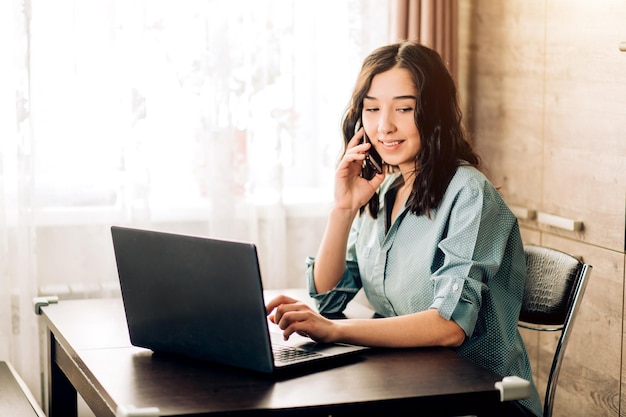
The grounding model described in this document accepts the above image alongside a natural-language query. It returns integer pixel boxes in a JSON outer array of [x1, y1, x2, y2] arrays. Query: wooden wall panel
[[542, 0, 626, 252], [622, 253, 626, 416], [458, 0, 545, 210]]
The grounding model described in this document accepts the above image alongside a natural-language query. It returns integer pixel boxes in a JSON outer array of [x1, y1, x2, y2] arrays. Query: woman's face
[[361, 66, 421, 176]]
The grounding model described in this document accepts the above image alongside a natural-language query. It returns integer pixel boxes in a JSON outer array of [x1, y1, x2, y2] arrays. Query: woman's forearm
[[331, 309, 466, 348], [313, 207, 359, 293]]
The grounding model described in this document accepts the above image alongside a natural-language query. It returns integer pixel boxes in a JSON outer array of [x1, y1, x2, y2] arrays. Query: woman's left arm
[[267, 294, 465, 348]]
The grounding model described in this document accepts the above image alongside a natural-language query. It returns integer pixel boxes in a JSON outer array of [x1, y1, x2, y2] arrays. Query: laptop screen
[[111, 226, 276, 372]]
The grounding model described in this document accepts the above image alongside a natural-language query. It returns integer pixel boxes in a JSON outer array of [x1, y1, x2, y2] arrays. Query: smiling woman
[[266, 42, 543, 417], [0, 0, 390, 408]]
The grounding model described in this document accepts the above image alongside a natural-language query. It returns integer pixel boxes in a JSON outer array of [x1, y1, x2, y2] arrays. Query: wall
[[458, 1, 626, 416]]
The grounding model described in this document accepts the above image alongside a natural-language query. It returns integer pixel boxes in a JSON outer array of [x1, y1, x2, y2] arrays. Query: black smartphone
[[356, 120, 383, 180]]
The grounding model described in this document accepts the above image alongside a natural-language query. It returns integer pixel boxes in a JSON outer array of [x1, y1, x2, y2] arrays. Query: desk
[[38, 293, 512, 417]]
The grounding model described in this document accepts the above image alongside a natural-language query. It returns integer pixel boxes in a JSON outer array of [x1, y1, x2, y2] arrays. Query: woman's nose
[[377, 113, 395, 135]]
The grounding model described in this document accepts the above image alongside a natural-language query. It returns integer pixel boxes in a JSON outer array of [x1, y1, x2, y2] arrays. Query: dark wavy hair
[[341, 41, 480, 218]]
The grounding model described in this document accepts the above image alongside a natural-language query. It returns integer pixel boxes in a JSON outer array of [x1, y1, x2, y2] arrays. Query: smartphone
[[356, 120, 383, 180]]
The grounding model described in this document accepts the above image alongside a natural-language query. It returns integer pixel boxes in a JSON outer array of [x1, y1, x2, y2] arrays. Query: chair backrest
[[519, 244, 592, 417]]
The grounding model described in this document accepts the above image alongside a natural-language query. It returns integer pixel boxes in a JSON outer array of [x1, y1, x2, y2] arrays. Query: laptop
[[110, 226, 367, 373]]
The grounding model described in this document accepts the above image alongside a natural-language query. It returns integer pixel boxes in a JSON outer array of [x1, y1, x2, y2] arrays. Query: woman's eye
[[397, 107, 414, 113], [364, 107, 379, 112]]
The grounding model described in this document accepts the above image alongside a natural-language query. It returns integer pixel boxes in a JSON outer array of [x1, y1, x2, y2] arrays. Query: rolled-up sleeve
[[429, 180, 504, 337], [306, 257, 362, 314], [431, 275, 486, 336], [305, 215, 365, 314]]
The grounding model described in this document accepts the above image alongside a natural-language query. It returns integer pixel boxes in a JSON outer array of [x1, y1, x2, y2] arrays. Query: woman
[[266, 42, 542, 417]]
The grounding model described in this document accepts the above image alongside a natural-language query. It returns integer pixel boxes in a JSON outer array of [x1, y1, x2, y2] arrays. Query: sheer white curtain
[[0, 0, 390, 404]]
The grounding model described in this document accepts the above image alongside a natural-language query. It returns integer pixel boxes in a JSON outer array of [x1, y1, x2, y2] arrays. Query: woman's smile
[[378, 139, 404, 148]]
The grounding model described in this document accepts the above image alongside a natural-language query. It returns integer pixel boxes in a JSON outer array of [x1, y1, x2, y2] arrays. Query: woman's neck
[[399, 169, 416, 193]]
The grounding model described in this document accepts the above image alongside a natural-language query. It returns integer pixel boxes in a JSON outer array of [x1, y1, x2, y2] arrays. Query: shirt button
[[452, 284, 459, 292]]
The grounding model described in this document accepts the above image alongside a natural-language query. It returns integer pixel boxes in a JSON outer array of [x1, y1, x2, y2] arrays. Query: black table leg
[[48, 332, 77, 417]]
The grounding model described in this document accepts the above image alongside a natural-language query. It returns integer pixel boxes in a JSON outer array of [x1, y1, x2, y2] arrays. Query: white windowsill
[[3, 192, 332, 227]]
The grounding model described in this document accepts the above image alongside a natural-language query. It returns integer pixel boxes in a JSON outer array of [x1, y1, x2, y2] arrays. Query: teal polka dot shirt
[[307, 165, 543, 417]]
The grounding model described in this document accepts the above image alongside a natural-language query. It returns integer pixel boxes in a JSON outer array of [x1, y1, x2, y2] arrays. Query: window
[[24, 0, 390, 221]]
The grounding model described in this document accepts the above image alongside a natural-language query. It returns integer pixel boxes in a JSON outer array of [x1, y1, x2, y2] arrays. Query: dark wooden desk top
[[41, 296, 504, 416]]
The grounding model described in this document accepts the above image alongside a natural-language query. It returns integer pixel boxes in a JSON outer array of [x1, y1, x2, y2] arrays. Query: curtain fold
[[389, 0, 458, 80]]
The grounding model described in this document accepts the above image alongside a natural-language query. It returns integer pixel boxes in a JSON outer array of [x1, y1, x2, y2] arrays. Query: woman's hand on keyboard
[[266, 294, 338, 343]]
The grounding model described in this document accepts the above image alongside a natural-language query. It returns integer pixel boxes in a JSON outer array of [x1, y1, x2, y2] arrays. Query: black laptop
[[110, 226, 367, 373]]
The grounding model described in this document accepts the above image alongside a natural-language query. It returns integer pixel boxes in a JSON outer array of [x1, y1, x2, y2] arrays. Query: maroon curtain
[[389, 0, 458, 80]]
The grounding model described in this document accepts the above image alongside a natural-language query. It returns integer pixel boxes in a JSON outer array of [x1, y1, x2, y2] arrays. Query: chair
[[519, 244, 592, 417]]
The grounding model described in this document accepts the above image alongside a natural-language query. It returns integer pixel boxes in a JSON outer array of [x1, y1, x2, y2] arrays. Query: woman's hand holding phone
[[361, 133, 383, 179], [334, 128, 385, 211]]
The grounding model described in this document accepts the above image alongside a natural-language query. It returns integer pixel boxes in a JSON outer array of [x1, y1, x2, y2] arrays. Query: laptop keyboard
[[272, 344, 323, 363]]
